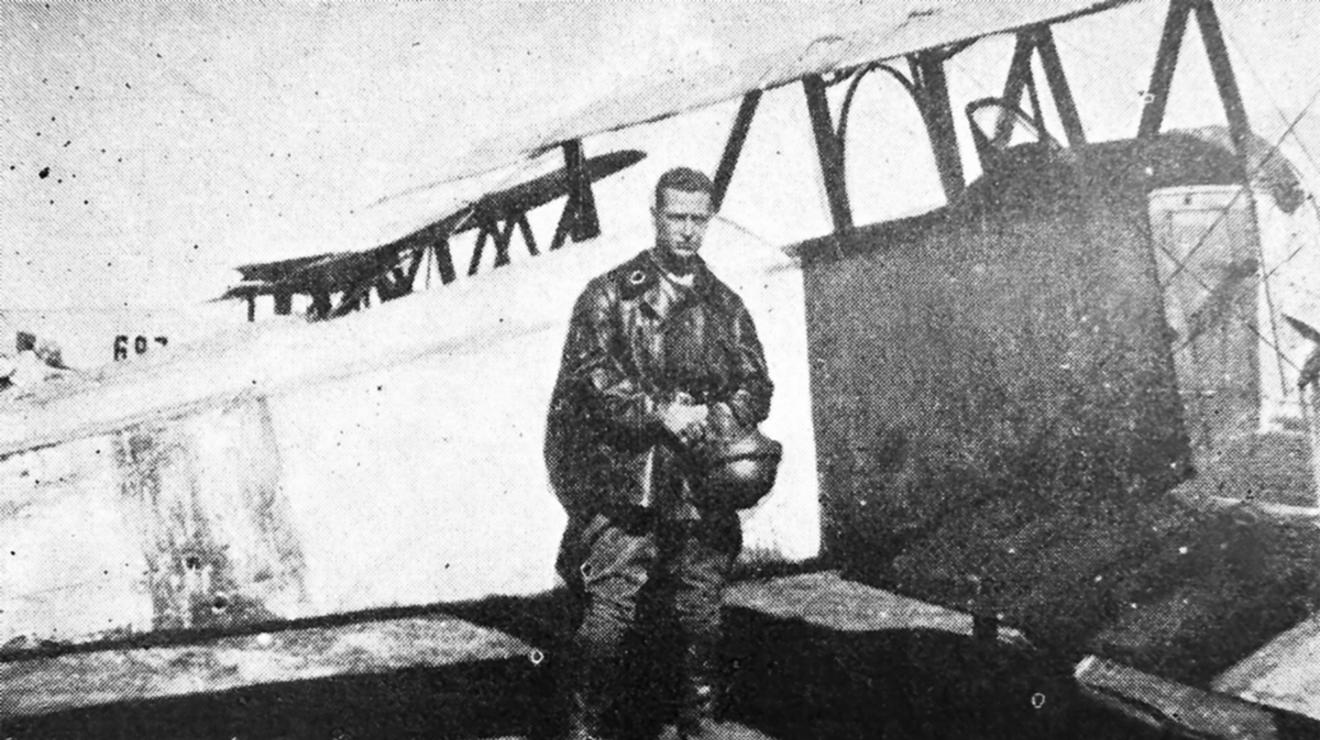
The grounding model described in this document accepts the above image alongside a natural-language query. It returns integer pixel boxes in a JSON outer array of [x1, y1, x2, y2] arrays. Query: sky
[[2, 0, 1319, 315]]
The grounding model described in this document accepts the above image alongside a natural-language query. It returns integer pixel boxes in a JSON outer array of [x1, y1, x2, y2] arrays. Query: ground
[[0, 647, 1166, 740], [0, 574, 1204, 740]]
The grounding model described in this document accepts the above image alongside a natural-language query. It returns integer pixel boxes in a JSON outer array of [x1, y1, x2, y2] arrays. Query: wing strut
[[1139, 0, 1251, 176], [433, 240, 458, 285], [832, 45, 970, 207], [468, 214, 538, 276], [1033, 29, 1086, 148], [712, 91, 762, 212], [909, 52, 966, 200], [996, 26, 1087, 149], [550, 139, 601, 250], [1138, 0, 1194, 140], [803, 75, 853, 235], [1194, 2, 1253, 187], [996, 35, 1038, 145]]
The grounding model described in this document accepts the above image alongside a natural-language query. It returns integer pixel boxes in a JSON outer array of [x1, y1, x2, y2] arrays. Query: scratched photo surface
[[3, 2, 1320, 739]]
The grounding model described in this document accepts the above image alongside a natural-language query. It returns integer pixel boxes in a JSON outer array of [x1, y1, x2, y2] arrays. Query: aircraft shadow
[[2, 588, 1189, 740]]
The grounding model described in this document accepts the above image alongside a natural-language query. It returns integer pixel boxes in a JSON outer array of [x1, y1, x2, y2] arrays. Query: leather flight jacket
[[545, 248, 773, 516]]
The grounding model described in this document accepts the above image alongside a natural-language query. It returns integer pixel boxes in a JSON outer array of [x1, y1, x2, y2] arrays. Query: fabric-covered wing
[[3, 1, 1134, 271], [446, 1, 1134, 184]]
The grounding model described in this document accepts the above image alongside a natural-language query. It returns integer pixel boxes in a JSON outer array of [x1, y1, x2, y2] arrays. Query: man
[[545, 167, 773, 739]]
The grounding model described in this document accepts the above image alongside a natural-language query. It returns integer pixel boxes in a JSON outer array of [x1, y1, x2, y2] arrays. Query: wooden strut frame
[[242, 141, 646, 323], [909, 51, 967, 201], [319, 138, 605, 319], [1138, 0, 1254, 186], [467, 213, 538, 277], [550, 139, 601, 251], [803, 74, 855, 234], [996, 26, 1087, 150], [710, 42, 977, 235], [833, 53, 965, 205], [712, 91, 761, 212]]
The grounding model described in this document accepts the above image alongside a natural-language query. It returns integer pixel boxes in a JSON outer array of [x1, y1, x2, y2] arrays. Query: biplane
[[4, 0, 1320, 736]]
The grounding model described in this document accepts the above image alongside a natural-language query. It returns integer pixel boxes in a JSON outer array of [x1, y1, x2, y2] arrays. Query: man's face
[[652, 188, 713, 261]]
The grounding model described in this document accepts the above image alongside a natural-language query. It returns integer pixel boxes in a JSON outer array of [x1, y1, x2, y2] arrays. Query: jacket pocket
[[578, 512, 656, 590]]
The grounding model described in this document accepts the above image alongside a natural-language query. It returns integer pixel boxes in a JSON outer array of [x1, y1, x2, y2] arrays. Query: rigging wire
[[1014, 20, 1320, 376], [1210, 23, 1293, 398], [1158, 90, 1320, 286], [1151, 32, 1320, 375], [1218, 12, 1320, 181]]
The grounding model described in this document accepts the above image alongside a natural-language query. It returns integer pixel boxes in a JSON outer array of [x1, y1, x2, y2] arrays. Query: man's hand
[[657, 400, 709, 446]]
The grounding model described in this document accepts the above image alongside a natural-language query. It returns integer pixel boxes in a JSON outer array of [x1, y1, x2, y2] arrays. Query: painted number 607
[[113, 335, 168, 361]]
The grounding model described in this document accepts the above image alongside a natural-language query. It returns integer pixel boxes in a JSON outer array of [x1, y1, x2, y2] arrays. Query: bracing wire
[[1158, 91, 1320, 286], [1153, 32, 1320, 375], [1212, 5, 1320, 419]]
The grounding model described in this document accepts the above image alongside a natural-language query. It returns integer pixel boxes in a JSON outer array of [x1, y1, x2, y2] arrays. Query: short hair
[[654, 167, 714, 210]]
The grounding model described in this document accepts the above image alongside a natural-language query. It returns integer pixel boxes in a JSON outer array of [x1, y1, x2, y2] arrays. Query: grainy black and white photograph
[[3, 1, 1320, 738]]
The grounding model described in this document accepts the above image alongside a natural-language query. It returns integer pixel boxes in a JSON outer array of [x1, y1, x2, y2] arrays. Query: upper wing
[[4, 1, 1135, 276], [403, 1, 1136, 195]]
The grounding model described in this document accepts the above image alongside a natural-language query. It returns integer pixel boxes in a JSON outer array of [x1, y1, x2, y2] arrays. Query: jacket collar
[[632, 249, 720, 321]]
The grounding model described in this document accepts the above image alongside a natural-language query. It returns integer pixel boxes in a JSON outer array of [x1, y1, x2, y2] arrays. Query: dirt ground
[[0, 656, 1164, 740], [4, 576, 1315, 739]]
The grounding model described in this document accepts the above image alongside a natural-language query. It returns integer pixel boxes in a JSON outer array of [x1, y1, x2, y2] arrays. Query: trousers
[[557, 506, 741, 734]]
